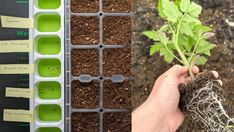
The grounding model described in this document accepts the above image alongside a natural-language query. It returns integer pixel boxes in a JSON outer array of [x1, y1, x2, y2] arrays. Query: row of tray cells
[[71, 48, 131, 77], [71, 112, 131, 132], [71, 80, 131, 109], [71, 16, 131, 45], [71, 0, 132, 13]]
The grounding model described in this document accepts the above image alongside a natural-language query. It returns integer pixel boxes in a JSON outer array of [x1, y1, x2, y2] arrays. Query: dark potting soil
[[71, 80, 100, 109], [103, 80, 131, 109], [103, 48, 131, 77], [71, 16, 99, 45], [103, 16, 131, 45], [132, 0, 234, 131], [71, 112, 99, 132], [71, 49, 99, 76], [103, 112, 131, 132], [103, 0, 132, 13], [71, 0, 99, 13]]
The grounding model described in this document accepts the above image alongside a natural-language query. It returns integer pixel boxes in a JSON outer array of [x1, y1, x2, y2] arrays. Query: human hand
[[132, 65, 199, 132]]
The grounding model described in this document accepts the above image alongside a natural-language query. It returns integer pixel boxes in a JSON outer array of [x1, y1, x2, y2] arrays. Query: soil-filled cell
[[103, 0, 132, 13], [103, 48, 131, 76], [71, 16, 99, 45], [37, 13, 61, 32], [72, 112, 99, 132], [71, 0, 99, 13], [104, 16, 131, 45], [38, 82, 61, 99], [72, 80, 100, 109], [38, 59, 61, 77], [37, 104, 61, 121], [103, 112, 131, 132], [37, 127, 61, 132], [104, 80, 131, 109], [38, 0, 61, 9], [71, 49, 99, 76], [37, 36, 61, 55]]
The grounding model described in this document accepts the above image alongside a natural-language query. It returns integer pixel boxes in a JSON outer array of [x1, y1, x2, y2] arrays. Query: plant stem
[[174, 14, 195, 80]]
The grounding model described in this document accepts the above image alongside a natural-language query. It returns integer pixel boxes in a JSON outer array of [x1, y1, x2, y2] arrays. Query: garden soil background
[[132, 0, 234, 131]]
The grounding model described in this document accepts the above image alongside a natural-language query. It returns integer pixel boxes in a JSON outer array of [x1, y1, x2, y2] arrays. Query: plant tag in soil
[[1, 16, 34, 29], [0, 40, 33, 53], [5, 87, 33, 98], [0, 64, 34, 74], [3, 109, 33, 123]]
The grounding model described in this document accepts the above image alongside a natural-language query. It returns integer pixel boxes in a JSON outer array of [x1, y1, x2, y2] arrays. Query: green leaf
[[180, 0, 190, 12], [196, 42, 216, 56], [159, 47, 174, 63], [195, 56, 208, 65], [184, 14, 201, 24], [143, 31, 160, 41], [150, 42, 164, 56], [158, 0, 167, 19], [183, 36, 194, 52], [162, 0, 182, 23], [158, 31, 169, 44], [180, 22, 193, 36], [193, 24, 212, 37], [188, 2, 202, 18]]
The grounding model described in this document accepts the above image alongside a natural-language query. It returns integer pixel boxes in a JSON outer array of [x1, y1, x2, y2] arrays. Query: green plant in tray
[[143, 0, 215, 80]]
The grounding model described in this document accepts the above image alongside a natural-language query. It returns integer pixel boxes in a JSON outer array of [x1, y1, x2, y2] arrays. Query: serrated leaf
[[183, 36, 194, 52], [184, 14, 201, 24], [158, 0, 167, 19], [180, 0, 190, 12], [195, 56, 208, 65], [150, 42, 164, 56], [157, 31, 169, 44], [159, 47, 174, 63], [181, 22, 193, 36], [143, 31, 160, 41], [188, 2, 202, 18], [162, 0, 182, 23], [196, 42, 216, 56], [193, 24, 212, 37]]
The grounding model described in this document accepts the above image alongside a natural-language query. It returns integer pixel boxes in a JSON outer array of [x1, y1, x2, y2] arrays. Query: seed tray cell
[[103, 0, 132, 13], [103, 112, 131, 132], [71, 112, 100, 132], [71, 48, 99, 76], [103, 16, 132, 45], [71, 0, 99, 13], [103, 80, 131, 109], [71, 16, 99, 45], [71, 80, 100, 109], [103, 47, 131, 77]]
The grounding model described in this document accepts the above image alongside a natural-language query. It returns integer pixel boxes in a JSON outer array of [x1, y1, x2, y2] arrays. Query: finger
[[192, 66, 199, 74], [168, 65, 188, 77], [211, 71, 219, 78]]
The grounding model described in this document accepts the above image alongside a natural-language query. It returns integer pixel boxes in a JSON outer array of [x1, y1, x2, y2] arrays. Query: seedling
[[143, 0, 234, 130], [143, 0, 215, 80]]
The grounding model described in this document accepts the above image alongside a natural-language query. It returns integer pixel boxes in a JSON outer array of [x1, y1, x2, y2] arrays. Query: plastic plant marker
[[38, 82, 61, 99], [37, 104, 61, 121], [37, 14, 61, 32], [37, 127, 61, 132], [37, 36, 61, 55], [38, 59, 61, 77], [38, 0, 61, 9]]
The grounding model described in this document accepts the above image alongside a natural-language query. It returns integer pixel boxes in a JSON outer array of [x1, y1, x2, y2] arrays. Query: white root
[[225, 19, 234, 27], [186, 81, 234, 132]]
